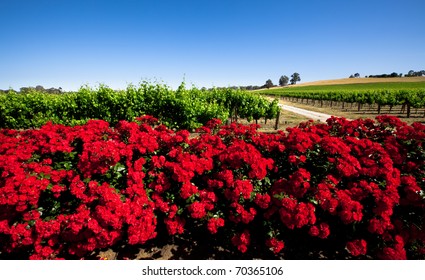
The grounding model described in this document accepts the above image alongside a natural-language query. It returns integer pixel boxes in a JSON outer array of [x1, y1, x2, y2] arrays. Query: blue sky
[[1, 0, 424, 91]]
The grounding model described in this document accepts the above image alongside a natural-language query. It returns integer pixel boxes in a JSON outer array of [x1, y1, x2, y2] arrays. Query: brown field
[[287, 76, 425, 87]]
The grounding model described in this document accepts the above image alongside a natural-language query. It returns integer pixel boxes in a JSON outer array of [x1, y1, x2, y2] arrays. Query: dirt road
[[265, 95, 349, 123], [279, 104, 335, 122]]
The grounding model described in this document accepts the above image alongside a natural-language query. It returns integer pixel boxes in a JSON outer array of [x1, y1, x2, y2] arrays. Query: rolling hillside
[[289, 76, 425, 87], [257, 76, 425, 94]]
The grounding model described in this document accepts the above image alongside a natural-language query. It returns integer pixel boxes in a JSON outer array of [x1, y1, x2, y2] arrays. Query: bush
[[0, 115, 424, 259], [0, 83, 279, 130]]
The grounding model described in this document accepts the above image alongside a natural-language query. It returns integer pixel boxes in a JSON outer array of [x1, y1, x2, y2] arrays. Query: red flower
[[378, 235, 407, 260], [318, 223, 331, 239], [207, 217, 225, 234], [229, 203, 256, 224], [346, 239, 367, 256], [234, 179, 253, 200], [279, 199, 316, 229], [180, 182, 199, 199], [265, 238, 285, 254], [368, 217, 393, 235], [216, 170, 234, 187], [231, 230, 250, 253], [254, 193, 271, 209], [164, 216, 185, 235], [308, 226, 320, 237], [285, 168, 311, 198], [187, 201, 207, 219]]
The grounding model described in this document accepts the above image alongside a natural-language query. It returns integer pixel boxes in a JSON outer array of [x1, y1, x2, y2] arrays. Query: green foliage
[[0, 82, 279, 130], [279, 75, 289, 87], [290, 73, 301, 85], [264, 81, 425, 93], [262, 85, 425, 108]]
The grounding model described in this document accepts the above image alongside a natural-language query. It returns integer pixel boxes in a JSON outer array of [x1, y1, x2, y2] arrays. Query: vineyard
[[0, 83, 280, 130], [0, 82, 424, 260], [261, 85, 425, 119]]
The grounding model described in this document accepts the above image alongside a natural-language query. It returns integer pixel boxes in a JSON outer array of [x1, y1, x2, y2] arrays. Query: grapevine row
[[264, 89, 425, 117], [0, 82, 280, 130]]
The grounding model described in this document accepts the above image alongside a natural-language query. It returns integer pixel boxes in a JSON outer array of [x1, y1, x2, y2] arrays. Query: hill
[[256, 76, 425, 94], [289, 76, 425, 87]]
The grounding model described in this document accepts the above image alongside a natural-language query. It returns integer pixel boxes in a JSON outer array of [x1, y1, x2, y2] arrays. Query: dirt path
[[264, 95, 350, 122], [278, 104, 335, 122], [265, 96, 332, 122]]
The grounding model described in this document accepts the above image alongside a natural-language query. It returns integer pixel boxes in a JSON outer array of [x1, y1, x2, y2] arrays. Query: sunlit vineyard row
[[0, 82, 280, 130]]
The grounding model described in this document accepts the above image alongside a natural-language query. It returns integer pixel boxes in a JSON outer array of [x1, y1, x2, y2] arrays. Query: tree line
[[0, 85, 63, 94], [349, 70, 425, 79], [215, 72, 301, 91], [261, 72, 301, 89]]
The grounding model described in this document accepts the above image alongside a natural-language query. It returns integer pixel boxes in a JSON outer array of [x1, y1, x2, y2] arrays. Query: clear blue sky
[[1, 0, 424, 91]]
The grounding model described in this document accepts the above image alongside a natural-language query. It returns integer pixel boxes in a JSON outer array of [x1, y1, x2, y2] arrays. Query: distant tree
[[349, 74, 354, 78], [20, 87, 33, 93], [35, 85, 45, 92], [290, 73, 301, 85], [279, 75, 289, 86], [265, 79, 274, 89], [406, 70, 415, 77], [354, 73, 360, 78]]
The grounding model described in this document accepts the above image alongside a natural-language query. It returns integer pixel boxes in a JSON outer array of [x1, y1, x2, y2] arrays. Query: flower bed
[[0, 116, 424, 259]]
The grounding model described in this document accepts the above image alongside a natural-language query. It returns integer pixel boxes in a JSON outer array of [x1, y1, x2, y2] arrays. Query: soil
[[279, 104, 338, 122], [93, 224, 364, 260]]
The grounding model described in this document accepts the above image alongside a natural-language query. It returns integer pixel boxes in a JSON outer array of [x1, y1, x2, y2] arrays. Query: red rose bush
[[0, 115, 424, 259]]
